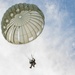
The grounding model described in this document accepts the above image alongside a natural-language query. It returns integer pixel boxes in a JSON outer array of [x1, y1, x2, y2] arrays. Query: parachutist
[[29, 57, 36, 69]]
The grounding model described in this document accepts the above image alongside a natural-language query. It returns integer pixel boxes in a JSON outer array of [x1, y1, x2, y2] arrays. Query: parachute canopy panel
[[1, 3, 45, 44]]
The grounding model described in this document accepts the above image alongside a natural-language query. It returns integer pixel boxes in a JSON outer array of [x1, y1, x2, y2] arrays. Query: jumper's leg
[[30, 65, 32, 68]]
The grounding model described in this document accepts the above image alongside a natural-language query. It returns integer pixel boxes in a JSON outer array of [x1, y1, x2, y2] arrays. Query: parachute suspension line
[[31, 49, 37, 58], [30, 54, 34, 59], [24, 53, 35, 60], [25, 54, 30, 60], [30, 53, 34, 59], [25, 54, 35, 61], [30, 50, 36, 61], [23, 50, 35, 60], [24, 52, 31, 60]]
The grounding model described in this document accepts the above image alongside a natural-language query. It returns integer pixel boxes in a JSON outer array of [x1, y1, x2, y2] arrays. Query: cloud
[[42, 2, 75, 75]]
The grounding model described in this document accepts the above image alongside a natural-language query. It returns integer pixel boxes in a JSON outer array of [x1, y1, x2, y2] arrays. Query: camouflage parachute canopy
[[1, 3, 45, 44]]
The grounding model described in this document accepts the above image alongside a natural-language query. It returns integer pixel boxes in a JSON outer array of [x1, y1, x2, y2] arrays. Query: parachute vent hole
[[29, 37, 33, 41], [6, 19, 9, 23], [16, 8, 20, 12], [10, 13, 14, 17], [3, 26, 6, 29], [25, 6, 27, 9]]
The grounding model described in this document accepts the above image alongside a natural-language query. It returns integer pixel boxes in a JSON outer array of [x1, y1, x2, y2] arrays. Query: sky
[[0, 0, 75, 75]]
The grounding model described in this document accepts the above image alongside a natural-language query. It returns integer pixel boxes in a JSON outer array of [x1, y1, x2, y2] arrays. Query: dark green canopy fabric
[[1, 3, 45, 44]]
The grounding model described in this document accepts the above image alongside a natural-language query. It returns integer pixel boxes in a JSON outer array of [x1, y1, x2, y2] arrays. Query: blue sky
[[0, 0, 75, 75]]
